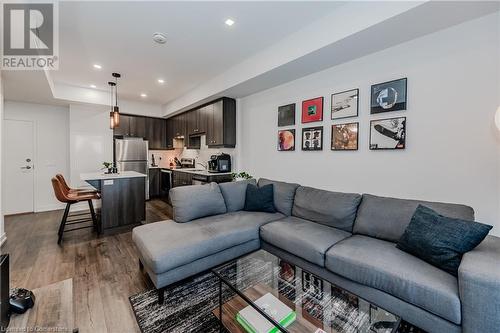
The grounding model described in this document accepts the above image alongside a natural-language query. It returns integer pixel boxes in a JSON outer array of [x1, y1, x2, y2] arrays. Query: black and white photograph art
[[278, 103, 296, 127], [370, 117, 406, 150], [302, 126, 323, 151], [331, 89, 359, 119], [370, 78, 407, 114]]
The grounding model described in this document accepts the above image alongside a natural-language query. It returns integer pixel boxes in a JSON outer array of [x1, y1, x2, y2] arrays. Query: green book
[[235, 293, 296, 333]]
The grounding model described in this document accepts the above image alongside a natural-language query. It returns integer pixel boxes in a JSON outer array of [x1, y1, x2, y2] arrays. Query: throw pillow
[[244, 184, 276, 213], [396, 205, 492, 276]]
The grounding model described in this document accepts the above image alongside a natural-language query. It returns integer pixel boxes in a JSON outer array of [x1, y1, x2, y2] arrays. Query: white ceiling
[[52, 1, 344, 104]]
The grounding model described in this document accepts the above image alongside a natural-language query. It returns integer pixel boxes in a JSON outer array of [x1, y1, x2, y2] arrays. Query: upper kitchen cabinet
[[173, 113, 187, 139], [113, 114, 132, 136], [187, 107, 208, 135], [165, 118, 175, 150], [206, 98, 236, 148], [129, 116, 147, 138], [146, 117, 166, 149]]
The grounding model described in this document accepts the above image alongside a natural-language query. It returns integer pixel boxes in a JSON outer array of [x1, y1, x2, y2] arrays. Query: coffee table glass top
[[212, 250, 400, 333]]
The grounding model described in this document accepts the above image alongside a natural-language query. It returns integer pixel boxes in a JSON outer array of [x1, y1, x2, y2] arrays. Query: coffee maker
[[208, 153, 231, 173]]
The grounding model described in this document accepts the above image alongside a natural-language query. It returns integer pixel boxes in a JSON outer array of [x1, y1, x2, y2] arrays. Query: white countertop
[[80, 171, 147, 181], [171, 168, 233, 176]]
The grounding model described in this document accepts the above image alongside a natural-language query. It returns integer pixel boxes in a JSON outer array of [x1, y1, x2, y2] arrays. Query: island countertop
[[80, 171, 147, 181]]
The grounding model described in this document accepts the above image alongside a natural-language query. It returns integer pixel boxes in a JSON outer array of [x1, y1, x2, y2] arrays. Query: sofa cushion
[[292, 186, 361, 232], [397, 205, 492, 276], [260, 216, 351, 267], [132, 211, 284, 274], [325, 235, 461, 324], [353, 194, 474, 242], [219, 179, 257, 212], [244, 184, 276, 213], [258, 178, 299, 216], [169, 182, 227, 223]]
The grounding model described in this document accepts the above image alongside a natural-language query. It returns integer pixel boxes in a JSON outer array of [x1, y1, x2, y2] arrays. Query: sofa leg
[[158, 288, 165, 305], [139, 259, 144, 270]]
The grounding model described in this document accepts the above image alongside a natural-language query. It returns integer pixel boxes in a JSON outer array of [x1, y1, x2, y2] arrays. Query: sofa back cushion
[[169, 183, 227, 222], [353, 194, 474, 242], [219, 179, 257, 212], [258, 178, 300, 216], [292, 186, 362, 232]]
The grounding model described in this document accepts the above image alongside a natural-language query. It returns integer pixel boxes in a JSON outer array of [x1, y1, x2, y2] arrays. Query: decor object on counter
[[302, 126, 323, 151], [301, 97, 323, 123], [370, 117, 406, 150], [397, 205, 492, 276], [244, 184, 276, 213], [371, 78, 407, 114], [102, 161, 113, 174], [278, 103, 296, 127], [331, 123, 359, 151], [232, 172, 253, 181], [277, 129, 295, 151], [331, 89, 359, 120]]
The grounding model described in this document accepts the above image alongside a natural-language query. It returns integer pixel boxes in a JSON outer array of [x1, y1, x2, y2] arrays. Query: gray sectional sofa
[[132, 178, 500, 333]]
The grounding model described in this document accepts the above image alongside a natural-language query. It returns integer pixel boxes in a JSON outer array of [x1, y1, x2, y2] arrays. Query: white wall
[[4, 101, 70, 212], [240, 13, 500, 234], [0, 71, 5, 246]]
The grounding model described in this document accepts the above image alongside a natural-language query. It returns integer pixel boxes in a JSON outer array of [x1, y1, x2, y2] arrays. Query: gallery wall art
[[370, 78, 407, 114], [331, 89, 359, 120], [301, 97, 323, 123], [277, 129, 295, 151], [302, 126, 323, 151], [370, 117, 406, 150], [331, 122, 359, 151], [278, 103, 296, 127]]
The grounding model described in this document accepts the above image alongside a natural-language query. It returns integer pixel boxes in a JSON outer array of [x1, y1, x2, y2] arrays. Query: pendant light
[[108, 81, 116, 129], [112, 72, 121, 127]]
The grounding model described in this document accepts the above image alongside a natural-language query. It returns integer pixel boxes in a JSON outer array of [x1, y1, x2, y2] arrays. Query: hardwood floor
[[0, 199, 173, 333]]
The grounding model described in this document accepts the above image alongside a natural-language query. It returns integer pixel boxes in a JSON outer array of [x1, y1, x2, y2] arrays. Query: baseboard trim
[[0, 233, 6, 247], [35, 203, 66, 212]]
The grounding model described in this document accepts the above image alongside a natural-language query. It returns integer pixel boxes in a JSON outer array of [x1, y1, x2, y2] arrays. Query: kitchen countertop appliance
[[115, 138, 149, 200], [208, 153, 231, 173]]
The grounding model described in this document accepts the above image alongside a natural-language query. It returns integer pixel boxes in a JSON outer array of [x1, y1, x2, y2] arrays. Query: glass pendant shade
[[109, 111, 115, 129], [113, 106, 120, 127]]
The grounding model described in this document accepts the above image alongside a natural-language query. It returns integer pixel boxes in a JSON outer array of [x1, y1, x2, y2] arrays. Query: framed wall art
[[302, 126, 323, 151], [370, 78, 407, 114], [278, 103, 296, 127], [331, 122, 359, 151], [277, 129, 295, 151], [370, 117, 406, 150], [301, 97, 323, 123], [331, 88, 358, 120]]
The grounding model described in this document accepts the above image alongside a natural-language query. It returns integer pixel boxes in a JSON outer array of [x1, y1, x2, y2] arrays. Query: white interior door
[[4, 119, 35, 215]]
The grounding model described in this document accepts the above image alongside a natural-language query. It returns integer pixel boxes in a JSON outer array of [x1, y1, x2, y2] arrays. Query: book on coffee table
[[236, 293, 296, 333]]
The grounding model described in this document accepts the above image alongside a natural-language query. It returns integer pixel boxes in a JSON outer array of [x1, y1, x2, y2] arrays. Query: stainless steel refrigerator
[[115, 138, 149, 200]]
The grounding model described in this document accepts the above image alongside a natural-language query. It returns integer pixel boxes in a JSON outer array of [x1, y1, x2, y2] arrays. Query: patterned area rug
[[130, 267, 427, 333]]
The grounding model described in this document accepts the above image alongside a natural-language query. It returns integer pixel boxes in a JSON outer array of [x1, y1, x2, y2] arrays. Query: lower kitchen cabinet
[[172, 170, 193, 187], [149, 168, 161, 198]]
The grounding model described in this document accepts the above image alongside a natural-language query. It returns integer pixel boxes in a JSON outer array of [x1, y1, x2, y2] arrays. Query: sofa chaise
[[132, 178, 500, 333]]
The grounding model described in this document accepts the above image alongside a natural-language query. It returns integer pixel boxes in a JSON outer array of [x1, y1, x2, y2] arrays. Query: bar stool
[[51, 176, 101, 244], [56, 174, 96, 195]]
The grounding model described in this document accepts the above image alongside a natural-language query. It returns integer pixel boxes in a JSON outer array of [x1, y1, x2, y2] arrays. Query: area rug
[[129, 261, 426, 333]]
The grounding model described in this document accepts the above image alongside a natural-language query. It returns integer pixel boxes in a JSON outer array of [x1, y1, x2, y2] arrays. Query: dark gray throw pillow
[[396, 205, 492, 276], [244, 184, 276, 213]]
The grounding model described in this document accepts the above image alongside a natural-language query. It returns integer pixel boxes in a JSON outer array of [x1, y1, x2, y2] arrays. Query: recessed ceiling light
[[225, 18, 235, 26], [93, 64, 102, 69], [152, 32, 167, 44], [140, 93, 147, 98], [89, 84, 97, 88], [157, 79, 165, 84]]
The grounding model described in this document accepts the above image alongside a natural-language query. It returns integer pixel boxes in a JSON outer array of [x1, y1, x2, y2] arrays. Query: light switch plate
[[104, 180, 114, 186]]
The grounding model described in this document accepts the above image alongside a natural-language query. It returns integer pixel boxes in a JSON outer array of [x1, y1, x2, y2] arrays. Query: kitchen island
[[81, 171, 146, 234]]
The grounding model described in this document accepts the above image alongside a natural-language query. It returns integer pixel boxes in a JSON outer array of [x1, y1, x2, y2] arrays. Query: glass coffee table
[[212, 250, 400, 333]]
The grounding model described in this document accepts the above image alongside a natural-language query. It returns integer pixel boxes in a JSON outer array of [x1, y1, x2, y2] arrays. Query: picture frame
[[331, 88, 359, 120], [277, 129, 295, 151], [370, 117, 406, 150], [370, 78, 407, 114], [302, 126, 323, 151], [278, 103, 296, 127], [301, 97, 324, 123], [331, 122, 359, 151]]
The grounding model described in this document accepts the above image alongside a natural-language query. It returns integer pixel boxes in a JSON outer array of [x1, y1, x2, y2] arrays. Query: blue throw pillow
[[244, 184, 276, 213], [396, 205, 492, 276]]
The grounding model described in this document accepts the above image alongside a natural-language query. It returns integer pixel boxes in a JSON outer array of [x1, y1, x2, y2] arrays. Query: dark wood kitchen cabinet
[[146, 117, 166, 149], [187, 107, 208, 135], [172, 113, 187, 139], [129, 116, 147, 138], [149, 168, 161, 198], [113, 114, 132, 136], [172, 170, 192, 187], [206, 98, 236, 148], [165, 118, 175, 149]]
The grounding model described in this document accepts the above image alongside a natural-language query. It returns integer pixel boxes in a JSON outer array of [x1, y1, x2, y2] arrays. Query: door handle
[[21, 166, 32, 170]]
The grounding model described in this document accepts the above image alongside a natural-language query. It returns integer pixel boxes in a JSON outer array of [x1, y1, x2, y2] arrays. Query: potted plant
[[231, 172, 253, 182], [102, 162, 113, 174]]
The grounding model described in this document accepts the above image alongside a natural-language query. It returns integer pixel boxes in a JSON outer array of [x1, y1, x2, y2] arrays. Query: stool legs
[[58, 203, 72, 244], [87, 199, 99, 233]]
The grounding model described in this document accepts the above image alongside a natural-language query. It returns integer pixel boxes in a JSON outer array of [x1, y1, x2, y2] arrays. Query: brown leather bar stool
[[51, 176, 101, 244], [56, 174, 96, 195]]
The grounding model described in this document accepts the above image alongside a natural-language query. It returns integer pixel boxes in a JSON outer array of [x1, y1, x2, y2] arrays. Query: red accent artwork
[[301, 97, 324, 123]]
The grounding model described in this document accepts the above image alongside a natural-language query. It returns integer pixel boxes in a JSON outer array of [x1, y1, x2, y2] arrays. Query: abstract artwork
[[331, 122, 359, 151], [302, 126, 323, 151], [371, 78, 407, 114], [331, 89, 359, 119], [370, 117, 406, 150], [278, 103, 296, 127], [302, 97, 324, 123], [277, 129, 295, 151]]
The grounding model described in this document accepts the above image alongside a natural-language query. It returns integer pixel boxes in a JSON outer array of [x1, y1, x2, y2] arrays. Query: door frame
[[3, 118, 37, 215]]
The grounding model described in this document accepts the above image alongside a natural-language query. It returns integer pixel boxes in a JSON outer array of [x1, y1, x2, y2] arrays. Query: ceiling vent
[[152, 32, 167, 44]]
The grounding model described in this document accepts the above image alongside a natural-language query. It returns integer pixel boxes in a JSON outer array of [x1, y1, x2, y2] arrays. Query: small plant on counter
[[102, 161, 113, 174], [232, 172, 253, 181]]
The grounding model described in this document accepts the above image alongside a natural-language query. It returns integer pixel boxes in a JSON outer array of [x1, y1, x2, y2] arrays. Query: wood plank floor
[[0, 199, 173, 333]]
